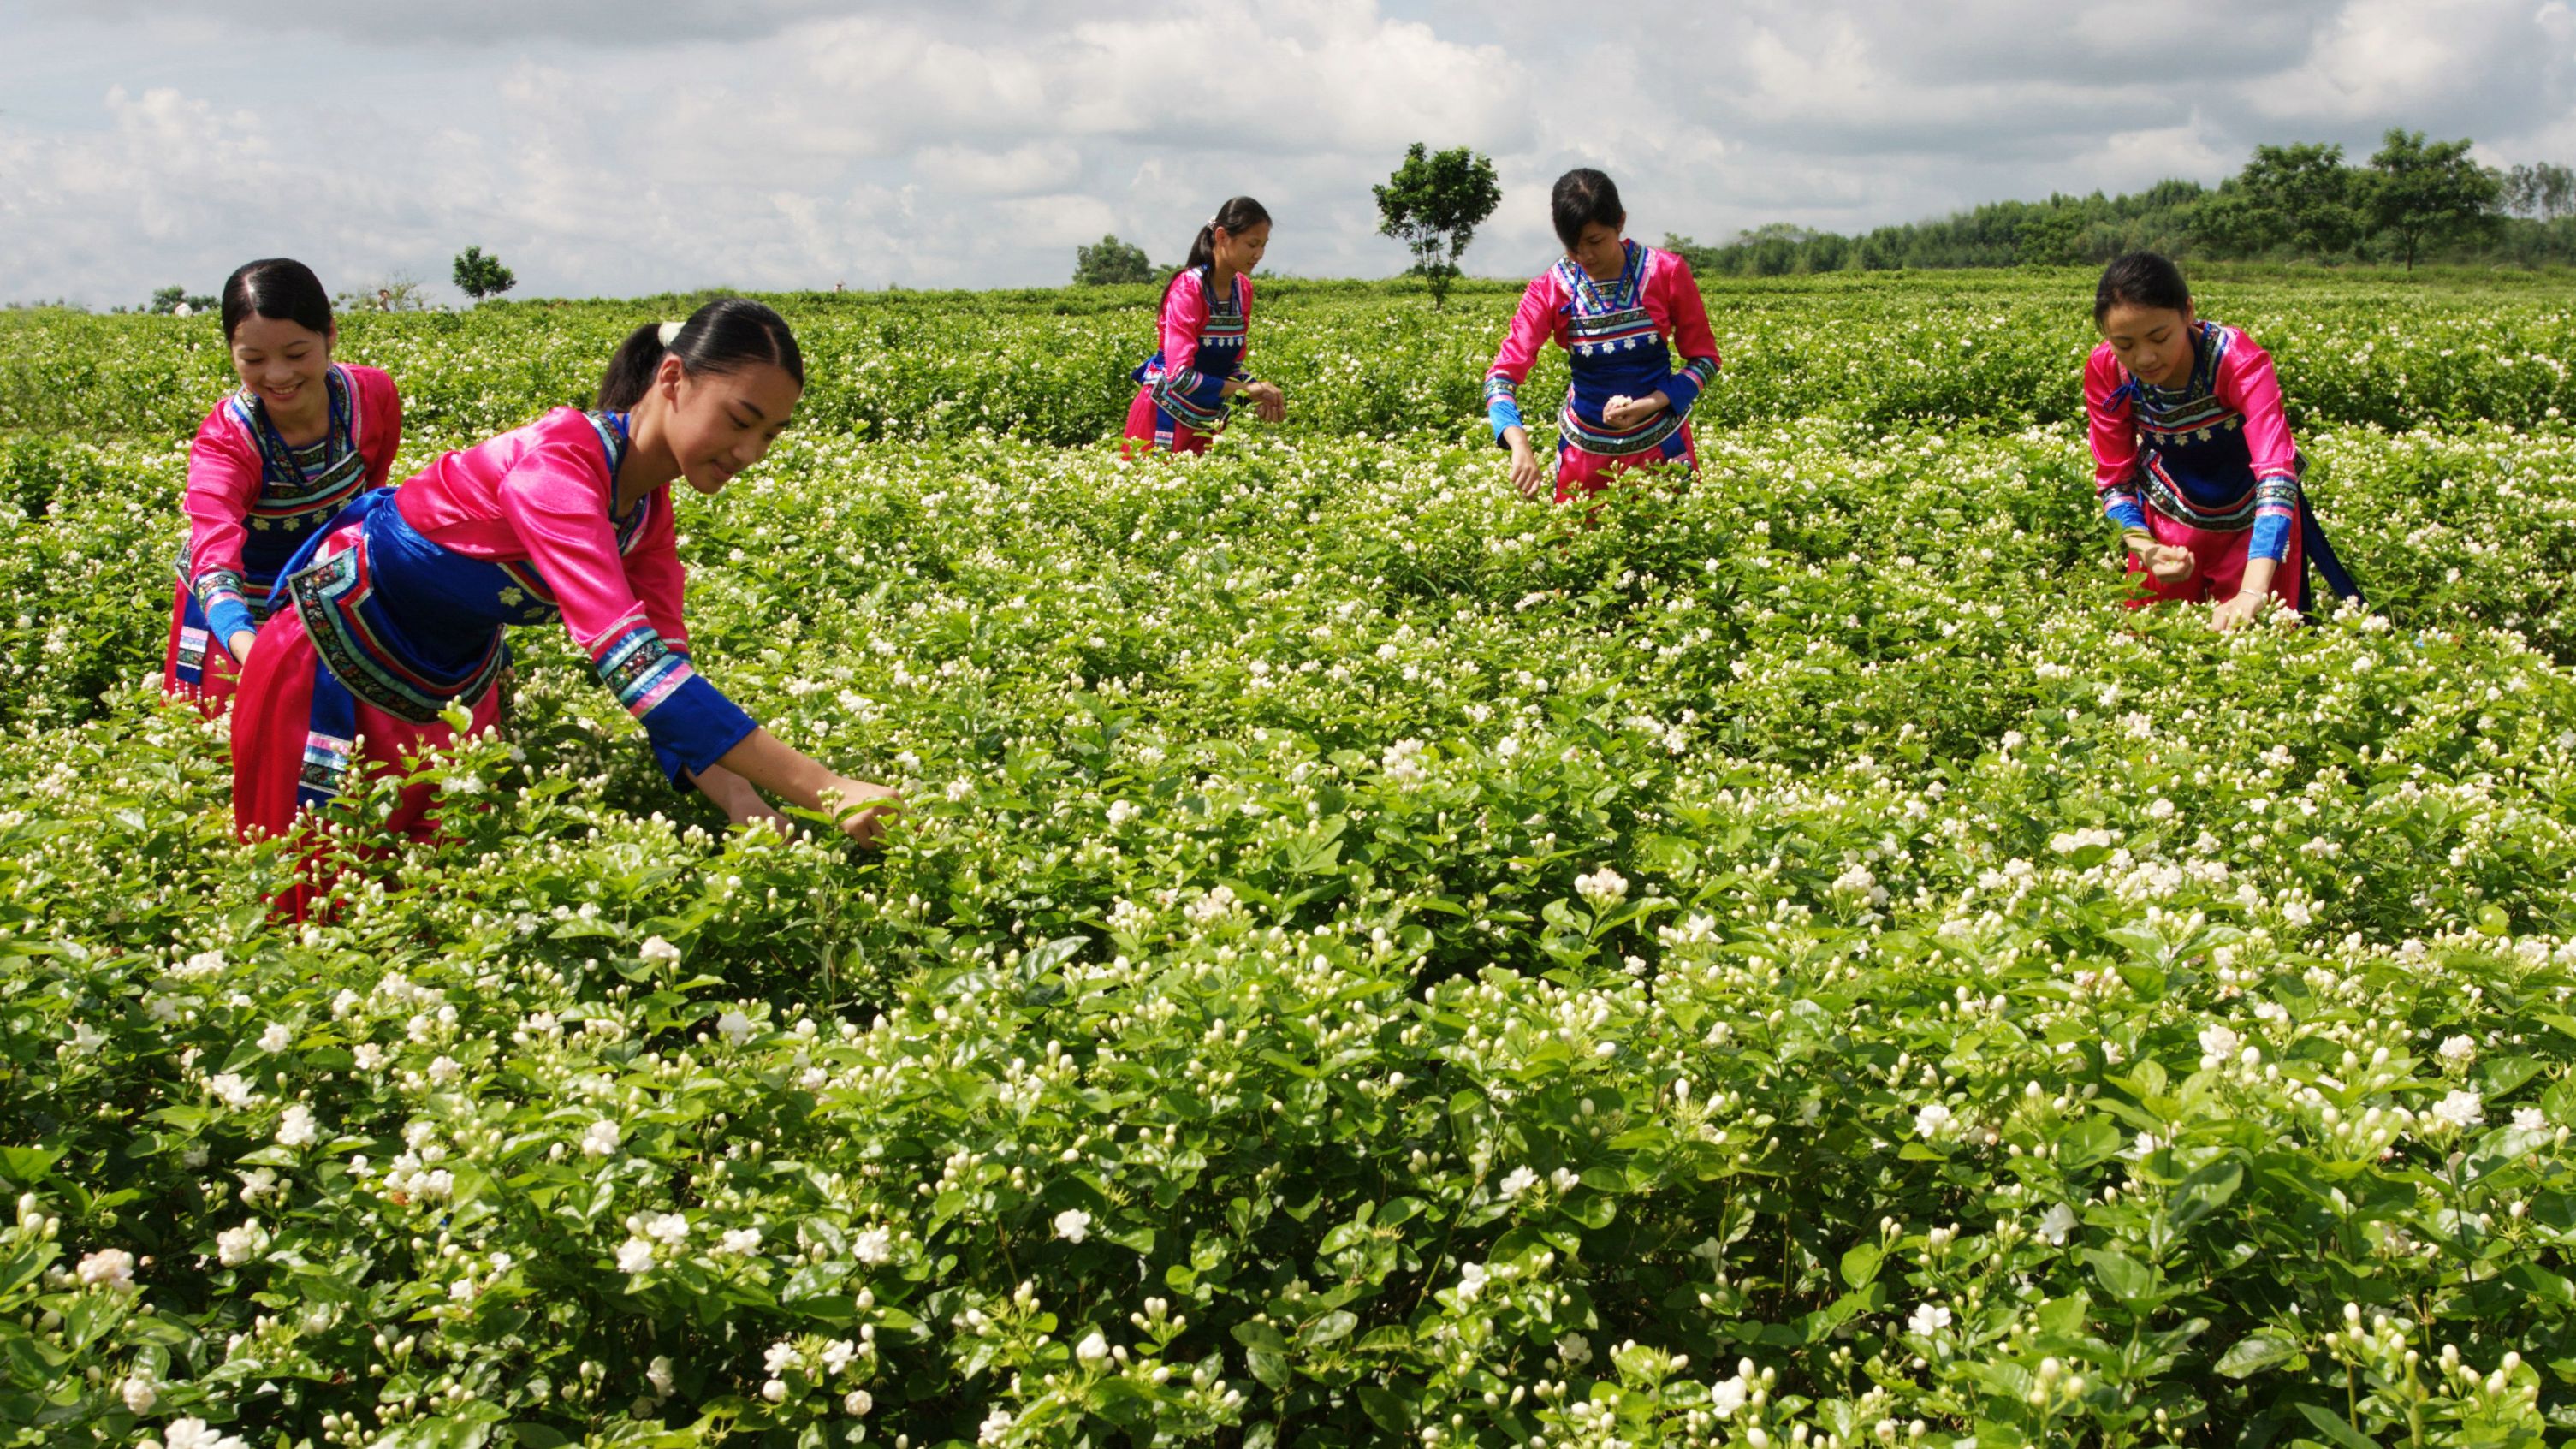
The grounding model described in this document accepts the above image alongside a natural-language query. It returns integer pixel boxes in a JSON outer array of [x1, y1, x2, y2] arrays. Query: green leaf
[[1839, 1242, 1883, 1290], [2082, 1247, 2154, 1306], [2214, 1329, 2304, 1378], [2168, 1158, 2244, 1232], [2296, 1403, 2385, 1449]]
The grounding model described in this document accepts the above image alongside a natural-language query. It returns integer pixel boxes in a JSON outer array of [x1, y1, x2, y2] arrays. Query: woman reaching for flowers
[[1123, 195, 1285, 455], [1485, 169, 1721, 502], [2086, 252, 2362, 627], [230, 298, 898, 913]]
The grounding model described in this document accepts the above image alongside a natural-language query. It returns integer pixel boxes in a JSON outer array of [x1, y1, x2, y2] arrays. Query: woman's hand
[[688, 763, 794, 834], [1600, 391, 1670, 430], [1504, 426, 1546, 500], [819, 775, 903, 845], [2210, 589, 2271, 632], [225, 629, 258, 666], [1243, 379, 1285, 423], [2139, 543, 2195, 586]]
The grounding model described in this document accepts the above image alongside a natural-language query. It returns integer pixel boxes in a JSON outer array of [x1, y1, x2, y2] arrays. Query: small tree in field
[[2367, 130, 2502, 270], [453, 246, 518, 303], [1374, 142, 1501, 309], [1073, 235, 1156, 286]]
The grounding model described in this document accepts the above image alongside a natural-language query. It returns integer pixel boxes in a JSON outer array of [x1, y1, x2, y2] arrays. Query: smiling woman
[[226, 296, 900, 918], [165, 258, 403, 712]]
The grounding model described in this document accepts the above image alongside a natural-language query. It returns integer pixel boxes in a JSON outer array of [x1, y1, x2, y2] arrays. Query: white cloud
[[3, 0, 2572, 307]]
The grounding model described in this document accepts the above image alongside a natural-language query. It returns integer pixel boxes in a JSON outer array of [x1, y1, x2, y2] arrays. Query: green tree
[[146, 285, 216, 315], [2195, 143, 2365, 259], [2502, 161, 2576, 221], [2367, 129, 2503, 270], [1072, 235, 1155, 287], [452, 246, 518, 303], [1374, 142, 1502, 309], [2014, 204, 2090, 266]]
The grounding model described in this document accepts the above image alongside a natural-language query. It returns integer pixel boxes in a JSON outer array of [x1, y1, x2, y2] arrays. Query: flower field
[[4, 270, 2576, 1448]]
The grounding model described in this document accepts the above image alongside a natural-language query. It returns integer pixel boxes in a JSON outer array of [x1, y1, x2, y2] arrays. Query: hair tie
[[656, 320, 683, 347]]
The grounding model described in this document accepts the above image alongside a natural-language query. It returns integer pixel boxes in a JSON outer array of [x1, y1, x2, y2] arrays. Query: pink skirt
[[1122, 386, 1214, 456], [231, 602, 500, 918], [1555, 424, 1696, 502], [2127, 502, 2306, 613], [161, 582, 243, 716]]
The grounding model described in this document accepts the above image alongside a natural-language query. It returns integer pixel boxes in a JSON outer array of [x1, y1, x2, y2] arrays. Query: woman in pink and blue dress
[[168, 259, 403, 711], [1123, 195, 1285, 454], [2086, 252, 2363, 627], [1484, 169, 1722, 502], [229, 299, 897, 914]]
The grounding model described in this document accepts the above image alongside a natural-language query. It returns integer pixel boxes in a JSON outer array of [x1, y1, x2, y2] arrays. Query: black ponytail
[[1550, 169, 1624, 251], [221, 258, 334, 342], [2094, 252, 2192, 325], [594, 296, 804, 411], [1160, 194, 1271, 306]]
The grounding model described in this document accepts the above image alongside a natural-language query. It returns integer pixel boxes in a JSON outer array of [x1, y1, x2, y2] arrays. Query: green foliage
[[2371, 130, 2508, 271], [2503, 163, 2576, 222], [2194, 143, 2368, 260], [146, 287, 217, 317], [1071, 236, 1155, 288], [2, 275, 2576, 1445], [1374, 143, 1503, 310], [452, 246, 519, 304]]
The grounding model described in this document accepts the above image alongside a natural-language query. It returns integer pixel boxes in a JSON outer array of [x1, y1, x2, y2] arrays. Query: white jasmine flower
[[646, 1355, 674, 1396], [1076, 1329, 1110, 1367], [616, 1238, 656, 1274], [580, 1120, 621, 1157], [1054, 1208, 1091, 1244], [206, 1073, 255, 1108], [716, 1011, 755, 1045], [639, 936, 683, 964], [1908, 1303, 1953, 1336], [845, 1389, 875, 1416], [257, 1023, 291, 1054], [718, 1227, 763, 1256], [1555, 1333, 1592, 1367], [120, 1374, 157, 1414], [275, 1105, 318, 1149], [75, 1248, 135, 1290], [1914, 1103, 1953, 1139], [853, 1226, 893, 1264], [1498, 1166, 1538, 1199], [1575, 866, 1629, 909], [2430, 1090, 2485, 1133], [2437, 1035, 2477, 1068], [214, 1220, 269, 1267]]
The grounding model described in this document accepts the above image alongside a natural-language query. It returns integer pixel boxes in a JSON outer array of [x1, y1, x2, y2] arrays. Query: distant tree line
[[1669, 129, 2575, 276]]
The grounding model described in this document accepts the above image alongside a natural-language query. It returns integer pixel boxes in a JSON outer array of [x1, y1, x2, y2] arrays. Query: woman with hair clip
[[2086, 251, 2364, 627], [1123, 195, 1286, 454], [229, 298, 899, 915], [168, 258, 403, 710], [1484, 169, 1722, 502]]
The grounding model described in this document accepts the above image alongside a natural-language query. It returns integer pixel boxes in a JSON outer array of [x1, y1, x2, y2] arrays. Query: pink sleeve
[[1483, 275, 1563, 438], [495, 429, 658, 656], [1650, 253, 1722, 417], [181, 404, 261, 585], [2214, 334, 2299, 485], [619, 493, 693, 652], [1160, 272, 1208, 379], [2083, 347, 2140, 491], [347, 365, 405, 488]]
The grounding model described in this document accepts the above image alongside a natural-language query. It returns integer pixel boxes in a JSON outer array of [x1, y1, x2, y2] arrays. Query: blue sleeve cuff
[[2103, 495, 2149, 532], [204, 596, 258, 653], [1487, 399, 1524, 443], [1662, 371, 1704, 421], [2248, 513, 2292, 563]]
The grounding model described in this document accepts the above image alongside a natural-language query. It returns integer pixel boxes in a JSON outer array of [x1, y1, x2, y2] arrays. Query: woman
[[169, 259, 401, 709], [1485, 169, 1721, 502], [230, 299, 897, 913], [1123, 195, 1285, 454], [2086, 252, 2364, 627]]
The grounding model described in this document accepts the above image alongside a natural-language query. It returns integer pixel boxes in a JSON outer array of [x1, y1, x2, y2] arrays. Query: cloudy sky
[[3, 0, 2572, 306]]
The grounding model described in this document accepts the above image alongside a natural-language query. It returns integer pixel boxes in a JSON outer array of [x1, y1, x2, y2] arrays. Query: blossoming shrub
[[3, 279, 2576, 1447]]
